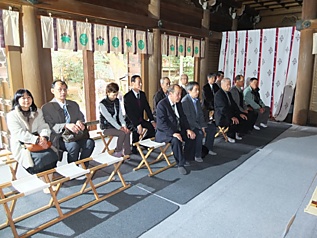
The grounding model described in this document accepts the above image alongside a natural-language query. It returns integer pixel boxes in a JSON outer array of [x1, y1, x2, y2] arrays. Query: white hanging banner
[[193, 39, 200, 58], [185, 38, 193, 57], [136, 30, 147, 54], [272, 27, 292, 116], [244, 29, 261, 87], [124, 28, 135, 53], [169, 35, 177, 56], [2, 10, 20, 46], [147, 32, 153, 55], [178, 37, 185, 57], [57, 19, 74, 50], [258, 28, 276, 107], [313, 33, 317, 54], [286, 29, 300, 87], [200, 40, 205, 58], [76, 21, 92, 51], [218, 32, 227, 72], [40, 16, 54, 49], [224, 31, 236, 82], [94, 24, 108, 52], [235, 31, 246, 77], [109, 26, 122, 53], [161, 34, 168, 55]]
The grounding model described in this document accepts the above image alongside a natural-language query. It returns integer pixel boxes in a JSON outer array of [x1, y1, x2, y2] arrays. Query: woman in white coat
[[7, 89, 58, 174]]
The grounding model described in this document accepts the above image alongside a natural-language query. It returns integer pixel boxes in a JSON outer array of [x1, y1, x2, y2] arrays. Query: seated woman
[[99, 83, 131, 157], [7, 89, 58, 174]]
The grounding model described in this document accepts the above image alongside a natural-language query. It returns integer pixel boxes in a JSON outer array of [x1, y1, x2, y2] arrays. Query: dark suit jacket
[[181, 94, 207, 130], [202, 83, 216, 112], [124, 90, 154, 127], [214, 89, 241, 127], [181, 86, 187, 99], [155, 97, 190, 143], [153, 89, 167, 116], [42, 98, 85, 147]]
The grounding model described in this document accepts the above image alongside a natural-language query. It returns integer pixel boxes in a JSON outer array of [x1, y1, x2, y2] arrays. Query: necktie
[[136, 93, 141, 107], [63, 105, 70, 123], [193, 98, 198, 113], [172, 104, 181, 131]]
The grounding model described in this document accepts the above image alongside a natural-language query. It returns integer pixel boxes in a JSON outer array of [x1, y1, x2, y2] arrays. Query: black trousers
[[132, 120, 155, 144]]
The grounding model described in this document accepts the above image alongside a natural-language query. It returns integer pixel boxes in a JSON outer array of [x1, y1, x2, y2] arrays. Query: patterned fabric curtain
[[193, 39, 200, 58], [76, 21, 92, 51], [185, 37, 193, 57], [109, 26, 122, 54], [40, 16, 54, 48], [200, 39, 205, 58], [178, 37, 185, 57], [161, 34, 168, 55], [136, 30, 147, 54], [168, 35, 177, 56], [147, 31, 153, 55], [2, 9, 20, 46], [218, 26, 300, 120], [313, 33, 317, 54], [56, 19, 74, 50], [124, 28, 135, 53], [94, 24, 108, 52]]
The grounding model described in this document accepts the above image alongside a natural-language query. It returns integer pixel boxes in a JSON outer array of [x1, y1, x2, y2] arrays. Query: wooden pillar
[[6, 46, 23, 96], [83, 50, 96, 128], [293, 0, 317, 125], [232, 18, 238, 31], [20, 6, 45, 107], [40, 48, 54, 103], [148, 0, 161, 110], [199, 9, 210, 88]]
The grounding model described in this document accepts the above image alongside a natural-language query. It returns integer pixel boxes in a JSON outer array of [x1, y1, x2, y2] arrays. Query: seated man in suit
[[124, 75, 156, 154], [153, 77, 170, 118], [156, 84, 196, 175], [230, 75, 257, 133], [243, 77, 270, 130], [180, 74, 189, 99], [181, 82, 207, 162], [201, 73, 218, 155], [42, 80, 95, 163], [214, 78, 248, 143]]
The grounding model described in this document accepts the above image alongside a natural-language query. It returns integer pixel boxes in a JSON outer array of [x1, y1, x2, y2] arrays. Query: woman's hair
[[106, 82, 119, 94], [11, 89, 37, 112]]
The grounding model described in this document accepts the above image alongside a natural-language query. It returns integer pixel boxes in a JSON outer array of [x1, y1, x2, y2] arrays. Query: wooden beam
[[296, 19, 317, 30], [260, 6, 302, 16]]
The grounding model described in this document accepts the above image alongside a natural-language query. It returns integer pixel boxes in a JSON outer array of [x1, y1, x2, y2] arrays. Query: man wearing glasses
[[42, 80, 95, 163]]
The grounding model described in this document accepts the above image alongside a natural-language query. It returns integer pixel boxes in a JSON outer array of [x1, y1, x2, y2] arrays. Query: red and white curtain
[[219, 26, 300, 119]]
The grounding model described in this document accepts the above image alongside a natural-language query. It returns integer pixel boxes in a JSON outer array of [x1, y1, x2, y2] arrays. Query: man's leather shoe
[[178, 166, 188, 175]]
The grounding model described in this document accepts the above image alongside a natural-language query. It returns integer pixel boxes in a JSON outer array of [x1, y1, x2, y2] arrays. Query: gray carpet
[[0, 121, 291, 237], [140, 124, 317, 238]]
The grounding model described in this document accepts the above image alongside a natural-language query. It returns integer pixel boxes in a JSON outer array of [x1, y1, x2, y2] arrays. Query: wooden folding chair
[[97, 128, 147, 155], [215, 126, 229, 142], [133, 138, 175, 176], [0, 153, 130, 238]]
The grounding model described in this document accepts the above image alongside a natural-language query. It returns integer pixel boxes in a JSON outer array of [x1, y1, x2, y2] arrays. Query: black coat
[[214, 89, 241, 127]]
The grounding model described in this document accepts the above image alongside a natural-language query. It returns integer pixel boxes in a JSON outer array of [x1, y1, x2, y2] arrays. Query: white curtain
[[76, 21, 92, 51], [235, 31, 246, 77], [147, 32, 153, 55], [200, 40, 205, 58], [2, 10, 20, 46], [168, 35, 177, 56], [193, 39, 200, 58], [218, 26, 300, 118], [161, 34, 168, 55], [109, 26, 122, 53], [178, 37, 185, 57], [94, 24, 108, 52], [40, 16, 54, 48], [258, 28, 276, 107], [185, 38, 193, 57], [57, 19, 74, 50], [124, 28, 135, 53]]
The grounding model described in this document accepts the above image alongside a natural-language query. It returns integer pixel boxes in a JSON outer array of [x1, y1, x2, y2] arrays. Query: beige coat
[[6, 107, 51, 169]]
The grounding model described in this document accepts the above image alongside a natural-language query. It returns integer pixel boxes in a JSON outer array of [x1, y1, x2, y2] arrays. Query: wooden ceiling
[[0, 0, 304, 34]]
